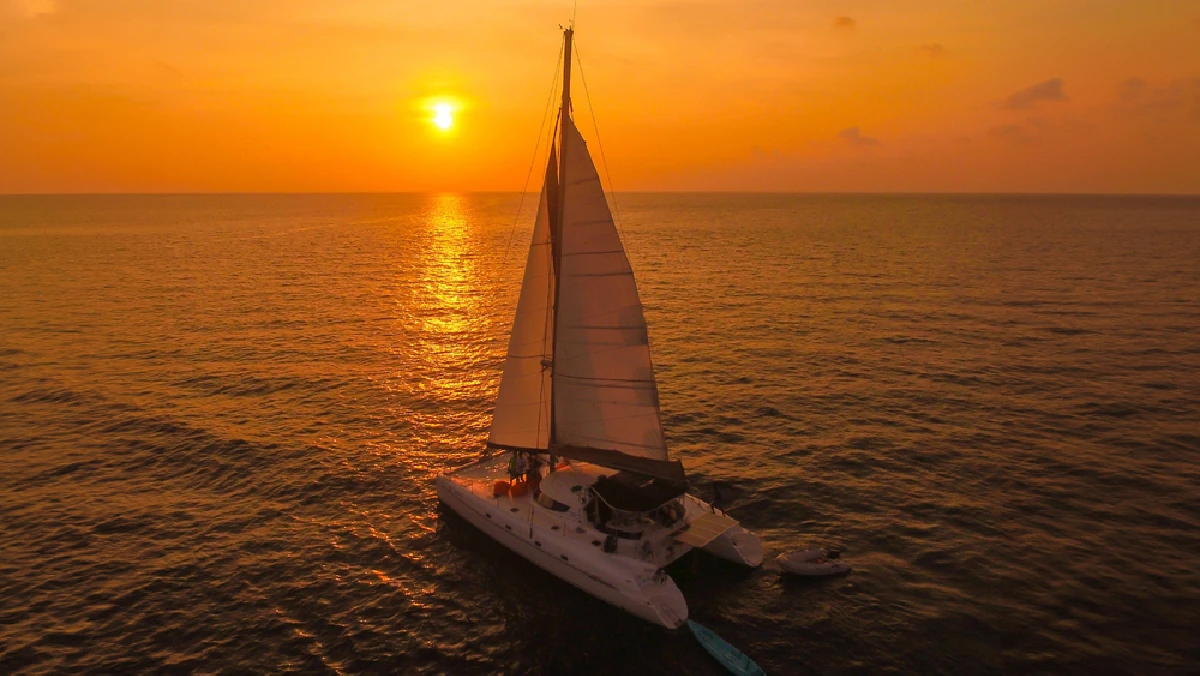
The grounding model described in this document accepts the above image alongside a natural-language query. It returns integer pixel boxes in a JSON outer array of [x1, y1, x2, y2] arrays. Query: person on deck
[[507, 451, 520, 484], [514, 452, 528, 484], [712, 482, 725, 514]]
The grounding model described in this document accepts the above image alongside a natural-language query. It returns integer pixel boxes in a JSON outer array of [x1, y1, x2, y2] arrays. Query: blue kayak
[[687, 620, 767, 676]]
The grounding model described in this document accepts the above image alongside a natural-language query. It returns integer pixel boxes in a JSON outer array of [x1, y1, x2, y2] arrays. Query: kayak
[[687, 620, 767, 676], [777, 549, 852, 577]]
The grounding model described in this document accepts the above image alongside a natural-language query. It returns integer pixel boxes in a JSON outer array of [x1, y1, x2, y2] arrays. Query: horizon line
[[2, 190, 1198, 198]]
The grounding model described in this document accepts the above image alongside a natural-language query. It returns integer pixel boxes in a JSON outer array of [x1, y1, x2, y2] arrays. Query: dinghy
[[687, 620, 767, 676], [436, 26, 763, 629], [777, 549, 852, 577]]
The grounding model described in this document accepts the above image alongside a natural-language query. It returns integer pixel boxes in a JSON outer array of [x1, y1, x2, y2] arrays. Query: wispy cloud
[[1116, 76, 1200, 119], [153, 61, 184, 82], [998, 78, 1067, 110], [838, 126, 880, 146], [918, 43, 945, 59], [1193, 78, 1200, 120], [834, 16, 856, 31], [988, 124, 1036, 145], [1118, 77, 1147, 102]]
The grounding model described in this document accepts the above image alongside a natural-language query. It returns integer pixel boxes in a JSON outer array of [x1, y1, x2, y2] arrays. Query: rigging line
[[496, 43, 564, 295], [571, 39, 627, 241]]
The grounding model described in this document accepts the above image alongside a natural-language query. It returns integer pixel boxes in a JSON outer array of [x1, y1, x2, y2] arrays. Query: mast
[[549, 26, 572, 457]]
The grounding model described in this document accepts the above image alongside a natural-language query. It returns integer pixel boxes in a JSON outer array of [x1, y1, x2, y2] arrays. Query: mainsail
[[490, 28, 684, 483], [551, 118, 667, 460], [487, 151, 558, 451]]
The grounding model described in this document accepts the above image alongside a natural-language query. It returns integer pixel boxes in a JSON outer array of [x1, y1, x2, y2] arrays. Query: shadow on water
[[667, 549, 759, 595]]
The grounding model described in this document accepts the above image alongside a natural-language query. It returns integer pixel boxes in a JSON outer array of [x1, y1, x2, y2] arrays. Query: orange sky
[[1, 1, 1198, 193]]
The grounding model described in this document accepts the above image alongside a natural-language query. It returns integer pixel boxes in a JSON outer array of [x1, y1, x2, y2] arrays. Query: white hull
[[700, 523, 765, 568], [437, 470, 689, 628], [437, 457, 763, 628]]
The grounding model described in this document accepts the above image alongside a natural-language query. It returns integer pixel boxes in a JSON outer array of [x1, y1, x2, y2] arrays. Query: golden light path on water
[[321, 194, 517, 621], [403, 193, 495, 462]]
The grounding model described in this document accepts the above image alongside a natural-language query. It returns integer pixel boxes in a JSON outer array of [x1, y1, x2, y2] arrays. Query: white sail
[[488, 154, 556, 450], [552, 118, 667, 460]]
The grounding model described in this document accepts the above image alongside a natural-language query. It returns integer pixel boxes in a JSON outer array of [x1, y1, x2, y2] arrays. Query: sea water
[[1, 193, 1197, 673]]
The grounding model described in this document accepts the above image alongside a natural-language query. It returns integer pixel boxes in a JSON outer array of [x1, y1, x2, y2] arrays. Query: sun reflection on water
[[420, 193, 474, 336], [395, 193, 498, 471]]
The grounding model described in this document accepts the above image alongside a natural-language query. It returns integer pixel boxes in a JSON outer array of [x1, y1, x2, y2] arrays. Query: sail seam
[[562, 219, 612, 227], [561, 324, 644, 329], [562, 248, 625, 255], [556, 374, 655, 384], [557, 411, 661, 421], [555, 436, 664, 450], [486, 441, 549, 452]]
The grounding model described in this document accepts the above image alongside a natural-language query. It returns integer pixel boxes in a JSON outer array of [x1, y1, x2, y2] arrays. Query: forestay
[[551, 118, 667, 460], [487, 151, 558, 451]]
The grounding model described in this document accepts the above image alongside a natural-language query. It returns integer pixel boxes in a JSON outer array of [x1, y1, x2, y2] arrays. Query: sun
[[432, 103, 454, 130]]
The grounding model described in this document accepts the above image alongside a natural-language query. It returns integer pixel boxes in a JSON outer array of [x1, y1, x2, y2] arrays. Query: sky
[[1, 0, 1198, 193]]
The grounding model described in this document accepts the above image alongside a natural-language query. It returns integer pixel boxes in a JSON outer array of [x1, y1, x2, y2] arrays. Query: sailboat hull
[[680, 506, 764, 568], [436, 462, 690, 628], [705, 526, 765, 567]]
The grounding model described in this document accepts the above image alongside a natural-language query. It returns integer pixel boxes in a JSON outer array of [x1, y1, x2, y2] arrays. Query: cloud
[[988, 115, 1093, 145], [834, 16, 856, 30], [918, 43, 945, 59], [153, 61, 184, 82], [998, 78, 1068, 110], [839, 126, 881, 147], [1115, 77, 1200, 119], [1118, 77, 1147, 102], [988, 124, 1036, 145]]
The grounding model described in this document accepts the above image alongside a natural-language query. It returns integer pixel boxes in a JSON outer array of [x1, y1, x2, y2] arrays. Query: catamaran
[[436, 27, 763, 629]]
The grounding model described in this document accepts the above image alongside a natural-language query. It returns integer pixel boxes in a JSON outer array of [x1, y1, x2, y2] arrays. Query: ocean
[[1, 193, 1197, 674]]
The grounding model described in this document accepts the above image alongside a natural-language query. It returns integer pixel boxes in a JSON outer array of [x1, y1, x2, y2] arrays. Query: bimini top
[[591, 471, 687, 512]]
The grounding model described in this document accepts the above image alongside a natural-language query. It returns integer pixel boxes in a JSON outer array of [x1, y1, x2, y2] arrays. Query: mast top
[[560, 27, 573, 115]]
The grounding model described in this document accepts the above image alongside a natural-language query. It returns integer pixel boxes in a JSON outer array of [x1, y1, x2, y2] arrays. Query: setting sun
[[432, 104, 454, 131]]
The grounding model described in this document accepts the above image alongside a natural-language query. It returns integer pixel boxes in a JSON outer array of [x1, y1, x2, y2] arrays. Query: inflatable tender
[[777, 549, 851, 577]]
